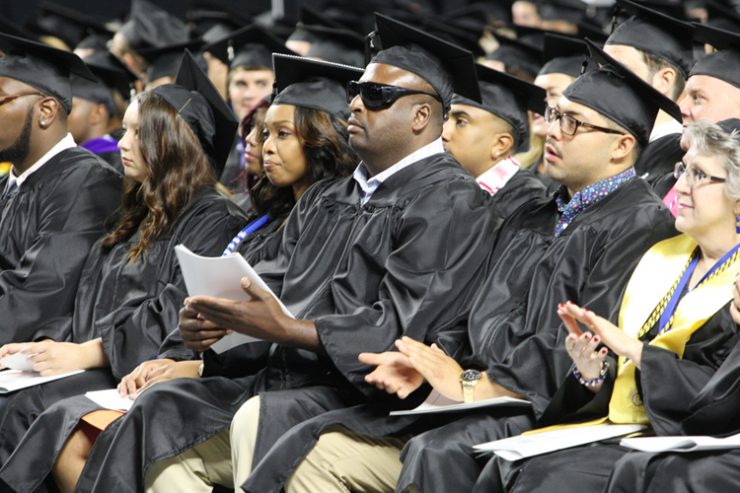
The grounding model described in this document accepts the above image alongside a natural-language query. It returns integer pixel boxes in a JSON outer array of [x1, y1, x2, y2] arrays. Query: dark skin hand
[[179, 277, 320, 352]]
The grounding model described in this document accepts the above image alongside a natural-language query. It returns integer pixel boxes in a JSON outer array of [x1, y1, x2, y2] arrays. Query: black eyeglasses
[[347, 81, 442, 110], [544, 106, 625, 137], [674, 160, 726, 187], [0, 92, 45, 108]]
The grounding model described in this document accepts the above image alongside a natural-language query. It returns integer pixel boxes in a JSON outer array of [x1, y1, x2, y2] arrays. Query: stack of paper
[[85, 389, 135, 411], [390, 390, 531, 416], [174, 245, 295, 353], [621, 433, 740, 453], [0, 369, 85, 394], [474, 423, 646, 461]]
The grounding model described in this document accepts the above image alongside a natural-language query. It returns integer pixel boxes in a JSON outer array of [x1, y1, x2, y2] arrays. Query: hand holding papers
[[175, 245, 294, 354], [473, 423, 646, 461], [0, 352, 35, 372], [0, 350, 84, 394]]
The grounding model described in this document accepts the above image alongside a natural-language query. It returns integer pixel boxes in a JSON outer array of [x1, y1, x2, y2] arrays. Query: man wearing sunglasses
[[243, 39, 678, 493], [0, 34, 120, 345]]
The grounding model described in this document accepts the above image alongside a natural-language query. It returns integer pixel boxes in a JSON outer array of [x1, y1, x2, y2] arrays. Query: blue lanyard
[[222, 213, 270, 256], [658, 242, 740, 334]]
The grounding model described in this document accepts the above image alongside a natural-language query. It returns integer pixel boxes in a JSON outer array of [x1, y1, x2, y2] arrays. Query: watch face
[[461, 369, 481, 382]]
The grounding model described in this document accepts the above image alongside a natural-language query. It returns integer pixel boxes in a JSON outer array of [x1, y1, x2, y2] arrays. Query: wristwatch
[[460, 369, 482, 403]]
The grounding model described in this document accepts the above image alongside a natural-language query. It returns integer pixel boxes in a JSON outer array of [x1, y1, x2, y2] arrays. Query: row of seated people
[[0, 10, 739, 493]]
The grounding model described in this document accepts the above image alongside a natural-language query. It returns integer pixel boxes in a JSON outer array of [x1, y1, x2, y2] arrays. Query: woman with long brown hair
[[0, 52, 246, 488]]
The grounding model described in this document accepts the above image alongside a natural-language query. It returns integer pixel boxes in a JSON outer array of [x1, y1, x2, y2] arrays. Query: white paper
[[620, 433, 740, 453], [175, 245, 294, 354], [0, 369, 85, 394], [0, 352, 35, 372], [474, 423, 647, 461], [389, 389, 531, 416], [85, 389, 135, 411]]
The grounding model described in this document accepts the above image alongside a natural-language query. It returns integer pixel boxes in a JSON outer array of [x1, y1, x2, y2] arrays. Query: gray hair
[[683, 120, 740, 201]]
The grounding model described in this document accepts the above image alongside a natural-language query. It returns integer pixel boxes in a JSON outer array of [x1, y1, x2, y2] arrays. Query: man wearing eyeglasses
[[0, 34, 120, 345], [68, 14, 501, 493], [236, 42, 679, 493]]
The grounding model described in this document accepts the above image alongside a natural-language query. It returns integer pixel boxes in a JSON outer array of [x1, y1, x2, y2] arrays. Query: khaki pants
[[285, 427, 409, 493], [145, 396, 261, 493]]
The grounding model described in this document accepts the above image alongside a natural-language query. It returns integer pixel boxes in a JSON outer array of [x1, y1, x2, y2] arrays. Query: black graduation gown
[[0, 188, 246, 473], [242, 178, 677, 493], [602, 327, 740, 493], [0, 147, 121, 344], [605, 447, 740, 493], [634, 133, 683, 189], [97, 151, 123, 173], [475, 304, 740, 493], [490, 168, 547, 218], [58, 153, 498, 493]]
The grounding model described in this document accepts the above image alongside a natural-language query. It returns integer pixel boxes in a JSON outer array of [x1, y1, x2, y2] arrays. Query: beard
[[0, 107, 33, 165]]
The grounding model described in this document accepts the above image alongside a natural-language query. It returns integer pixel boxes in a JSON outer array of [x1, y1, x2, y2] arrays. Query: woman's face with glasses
[[674, 150, 736, 239]]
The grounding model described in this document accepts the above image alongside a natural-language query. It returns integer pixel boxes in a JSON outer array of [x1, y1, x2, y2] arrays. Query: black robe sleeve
[[313, 177, 499, 399], [486, 182, 677, 417], [490, 168, 547, 219], [634, 133, 683, 187], [254, 178, 336, 296], [0, 149, 121, 343], [93, 191, 246, 378], [539, 304, 739, 432]]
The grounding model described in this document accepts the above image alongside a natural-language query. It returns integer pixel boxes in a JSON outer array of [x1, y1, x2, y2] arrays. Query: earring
[[736, 216, 740, 234], [39, 120, 47, 128]]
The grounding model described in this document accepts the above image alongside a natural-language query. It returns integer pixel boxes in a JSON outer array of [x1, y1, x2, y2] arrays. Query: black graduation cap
[[487, 33, 544, 80], [370, 13, 482, 110], [453, 64, 546, 152], [76, 34, 112, 54], [151, 50, 238, 174], [445, 2, 513, 30], [607, 0, 695, 77], [303, 25, 366, 67], [718, 118, 740, 134], [577, 19, 609, 42], [272, 53, 364, 118], [204, 25, 295, 71], [690, 23, 740, 88], [140, 40, 206, 83], [119, 0, 189, 52], [286, 6, 333, 44], [539, 0, 586, 23], [422, 16, 486, 58], [72, 51, 139, 113], [187, 10, 249, 44], [29, 2, 114, 50], [84, 52, 139, 99], [704, 0, 740, 32], [187, 1, 253, 35], [0, 32, 96, 113], [639, 1, 688, 21], [563, 38, 682, 146], [541, 32, 594, 77], [0, 18, 35, 42]]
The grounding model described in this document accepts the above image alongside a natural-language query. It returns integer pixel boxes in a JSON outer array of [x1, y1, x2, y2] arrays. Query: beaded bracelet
[[571, 361, 609, 387]]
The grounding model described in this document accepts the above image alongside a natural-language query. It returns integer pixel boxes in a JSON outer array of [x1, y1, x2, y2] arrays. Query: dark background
[[0, 0, 274, 26]]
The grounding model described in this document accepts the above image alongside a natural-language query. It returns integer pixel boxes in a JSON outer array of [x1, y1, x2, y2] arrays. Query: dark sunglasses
[[346, 81, 442, 110]]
